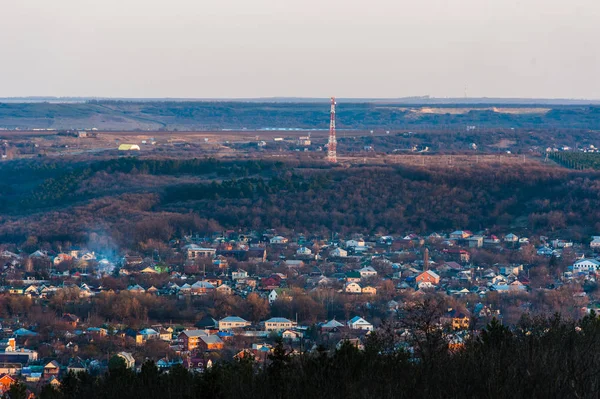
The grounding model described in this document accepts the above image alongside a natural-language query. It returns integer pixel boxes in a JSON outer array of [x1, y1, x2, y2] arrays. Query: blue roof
[[220, 316, 248, 323], [14, 328, 37, 336], [265, 317, 292, 323]]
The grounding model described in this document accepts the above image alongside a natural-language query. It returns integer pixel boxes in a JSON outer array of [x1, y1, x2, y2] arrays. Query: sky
[[1, 0, 599, 99]]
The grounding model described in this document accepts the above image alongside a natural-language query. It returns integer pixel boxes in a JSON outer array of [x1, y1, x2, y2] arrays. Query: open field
[[391, 106, 552, 115]]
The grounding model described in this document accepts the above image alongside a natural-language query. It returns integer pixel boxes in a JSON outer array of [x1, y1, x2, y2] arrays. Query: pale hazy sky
[[1, 0, 599, 99]]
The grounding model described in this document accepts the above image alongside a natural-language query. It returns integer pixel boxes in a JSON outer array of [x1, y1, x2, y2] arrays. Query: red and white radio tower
[[327, 97, 337, 163]]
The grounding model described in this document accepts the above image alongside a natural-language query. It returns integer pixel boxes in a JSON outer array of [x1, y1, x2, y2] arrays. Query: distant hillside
[[1, 101, 600, 131]]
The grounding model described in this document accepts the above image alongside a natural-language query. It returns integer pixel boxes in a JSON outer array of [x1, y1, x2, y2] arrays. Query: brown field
[[0, 129, 396, 160], [336, 153, 547, 167]]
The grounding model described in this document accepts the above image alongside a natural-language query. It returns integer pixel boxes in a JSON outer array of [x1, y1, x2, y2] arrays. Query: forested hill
[[1, 101, 600, 130], [1, 157, 600, 247]]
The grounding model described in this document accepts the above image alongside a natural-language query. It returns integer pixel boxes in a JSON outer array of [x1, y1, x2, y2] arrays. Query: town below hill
[[0, 226, 600, 396]]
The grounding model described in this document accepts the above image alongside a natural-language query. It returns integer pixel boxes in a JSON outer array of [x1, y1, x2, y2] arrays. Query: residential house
[[439, 262, 463, 273], [573, 259, 600, 274], [263, 317, 294, 332], [467, 236, 484, 248], [232, 269, 248, 280], [128, 284, 145, 294], [347, 316, 373, 331], [178, 330, 209, 351], [261, 275, 282, 290], [444, 249, 471, 263], [499, 265, 523, 276], [492, 275, 508, 285], [509, 280, 527, 292], [198, 335, 224, 351], [346, 271, 362, 283], [268, 289, 291, 304], [219, 316, 251, 331], [346, 239, 365, 248], [320, 319, 345, 333], [140, 267, 158, 274], [296, 247, 312, 256], [416, 270, 440, 286], [358, 266, 377, 279], [537, 246, 555, 257], [0, 374, 15, 394], [330, 247, 348, 258], [441, 309, 470, 330], [361, 286, 377, 295], [186, 245, 216, 260], [268, 289, 279, 304], [591, 236, 600, 250], [428, 233, 444, 242], [552, 239, 573, 249], [43, 361, 60, 379], [86, 327, 108, 337], [116, 352, 135, 369], [344, 282, 362, 294], [282, 330, 302, 341], [450, 230, 472, 240], [191, 281, 215, 295], [504, 233, 519, 243], [484, 235, 501, 246], [351, 245, 369, 254], [66, 357, 86, 374], [146, 286, 159, 295], [139, 328, 159, 341], [270, 236, 288, 244]]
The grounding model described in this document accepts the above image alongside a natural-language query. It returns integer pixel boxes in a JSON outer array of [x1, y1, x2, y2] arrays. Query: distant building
[[178, 330, 209, 351], [573, 259, 600, 274], [270, 236, 288, 244], [118, 144, 140, 151], [116, 352, 135, 369], [330, 248, 348, 258], [416, 270, 440, 286], [218, 316, 251, 331], [263, 317, 294, 332], [347, 316, 373, 331], [186, 245, 216, 260]]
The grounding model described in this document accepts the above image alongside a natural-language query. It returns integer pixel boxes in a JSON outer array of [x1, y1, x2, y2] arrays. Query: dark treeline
[[3, 101, 600, 130], [550, 152, 600, 170], [0, 158, 285, 211], [340, 128, 600, 154], [162, 164, 600, 240], [27, 312, 600, 399]]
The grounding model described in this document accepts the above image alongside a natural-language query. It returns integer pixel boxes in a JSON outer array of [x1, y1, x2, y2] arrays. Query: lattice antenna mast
[[327, 97, 337, 163]]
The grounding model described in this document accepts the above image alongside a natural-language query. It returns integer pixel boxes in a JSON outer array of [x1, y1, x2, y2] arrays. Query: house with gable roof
[[347, 316, 373, 331]]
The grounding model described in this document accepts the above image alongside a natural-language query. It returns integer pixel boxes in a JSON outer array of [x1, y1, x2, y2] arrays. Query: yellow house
[[441, 309, 470, 330], [263, 317, 294, 332], [361, 286, 377, 296]]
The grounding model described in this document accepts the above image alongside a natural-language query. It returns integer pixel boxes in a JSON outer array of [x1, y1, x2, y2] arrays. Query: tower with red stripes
[[327, 97, 337, 163]]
